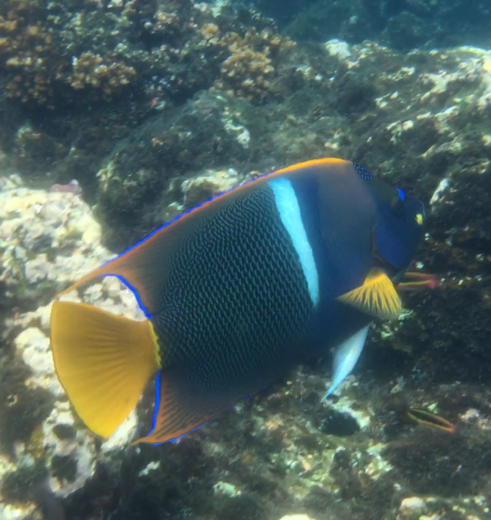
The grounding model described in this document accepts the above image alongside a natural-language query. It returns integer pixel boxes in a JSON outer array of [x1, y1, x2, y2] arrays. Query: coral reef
[[0, 0, 139, 107], [1, 1, 491, 519], [0, 178, 142, 519], [0, 0, 292, 109], [214, 27, 295, 101], [0, 0, 295, 198], [92, 91, 255, 249], [67, 52, 137, 98]]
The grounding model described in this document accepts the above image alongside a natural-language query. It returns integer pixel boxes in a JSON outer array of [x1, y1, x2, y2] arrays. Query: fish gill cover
[[0, 1, 490, 520]]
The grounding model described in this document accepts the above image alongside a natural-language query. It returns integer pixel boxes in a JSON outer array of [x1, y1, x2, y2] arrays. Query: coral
[[0, 0, 291, 108], [0, 178, 143, 519], [0, 355, 54, 454], [67, 52, 136, 98], [0, 0, 57, 106], [93, 92, 252, 249], [0, 0, 139, 107], [0, 182, 105, 308], [0, 0, 190, 107], [215, 28, 295, 101]]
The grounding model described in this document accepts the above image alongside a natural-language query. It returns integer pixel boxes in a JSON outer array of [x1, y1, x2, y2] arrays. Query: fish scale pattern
[[353, 162, 373, 180], [153, 185, 315, 393]]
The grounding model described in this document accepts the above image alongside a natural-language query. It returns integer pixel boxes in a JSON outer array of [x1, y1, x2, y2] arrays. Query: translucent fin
[[136, 371, 239, 445], [50, 301, 161, 438], [323, 325, 369, 399], [337, 268, 401, 320]]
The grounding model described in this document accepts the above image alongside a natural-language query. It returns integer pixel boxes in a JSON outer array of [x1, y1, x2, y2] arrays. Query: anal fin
[[136, 371, 240, 445], [337, 268, 401, 320]]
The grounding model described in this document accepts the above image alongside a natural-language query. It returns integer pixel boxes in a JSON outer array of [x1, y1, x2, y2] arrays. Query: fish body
[[50, 158, 425, 444], [407, 407, 456, 434], [152, 164, 373, 395], [396, 271, 440, 291]]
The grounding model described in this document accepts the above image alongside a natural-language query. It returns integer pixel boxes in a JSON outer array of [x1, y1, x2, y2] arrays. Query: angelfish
[[50, 158, 425, 444]]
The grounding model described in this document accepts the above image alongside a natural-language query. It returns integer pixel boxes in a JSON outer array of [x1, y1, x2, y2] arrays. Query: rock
[[399, 496, 426, 518], [0, 177, 141, 517]]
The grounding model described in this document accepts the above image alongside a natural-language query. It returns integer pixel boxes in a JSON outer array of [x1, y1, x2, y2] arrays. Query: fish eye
[[391, 195, 404, 216]]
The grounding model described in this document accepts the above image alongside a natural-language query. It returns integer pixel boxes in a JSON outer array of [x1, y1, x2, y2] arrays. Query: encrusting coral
[[67, 52, 136, 97], [0, 0, 57, 106], [214, 27, 295, 101], [0, 0, 294, 108]]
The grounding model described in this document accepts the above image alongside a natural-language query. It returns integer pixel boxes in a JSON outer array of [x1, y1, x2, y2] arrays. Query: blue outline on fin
[[150, 370, 162, 433], [144, 371, 214, 445], [98, 274, 152, 319], [98, 171, 276, 271], [397, 188, 405, 201], [144, 372, 239, 445], [91, 171, 279, 321], [151, 420, 213, 446]]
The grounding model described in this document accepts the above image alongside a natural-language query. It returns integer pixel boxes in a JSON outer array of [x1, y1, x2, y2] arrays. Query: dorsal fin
[[57, 159, 352, 316]]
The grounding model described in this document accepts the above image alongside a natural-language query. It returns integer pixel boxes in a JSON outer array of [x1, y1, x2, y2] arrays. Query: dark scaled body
[[154, 163, 374, 393]]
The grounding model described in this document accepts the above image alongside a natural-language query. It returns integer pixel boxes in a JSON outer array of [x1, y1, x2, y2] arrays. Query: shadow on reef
[[0, 356, 54, 457], [251, 0, 491, 52]]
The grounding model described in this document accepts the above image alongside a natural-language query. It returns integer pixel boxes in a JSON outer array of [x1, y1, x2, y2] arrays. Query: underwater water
[[1, 0, 491, 519]]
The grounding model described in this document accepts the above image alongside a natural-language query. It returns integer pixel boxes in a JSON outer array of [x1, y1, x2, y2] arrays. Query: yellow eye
[[415, 214, 424, 225]]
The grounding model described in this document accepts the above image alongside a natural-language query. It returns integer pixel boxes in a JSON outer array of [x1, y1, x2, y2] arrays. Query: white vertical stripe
[[269, 178, 319, 306]]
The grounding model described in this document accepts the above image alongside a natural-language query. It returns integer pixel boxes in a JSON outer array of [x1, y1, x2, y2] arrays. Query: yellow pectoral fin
[[50, 301, 161, 438], [337, 268, 401, 320]]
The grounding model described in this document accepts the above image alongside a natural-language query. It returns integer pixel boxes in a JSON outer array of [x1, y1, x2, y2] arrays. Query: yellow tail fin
[[50, 301, 161, 438]]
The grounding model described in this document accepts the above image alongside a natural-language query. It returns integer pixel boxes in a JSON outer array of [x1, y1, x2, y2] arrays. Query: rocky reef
[[1, 1, 491, 520], [252, 0, 491, 52]]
